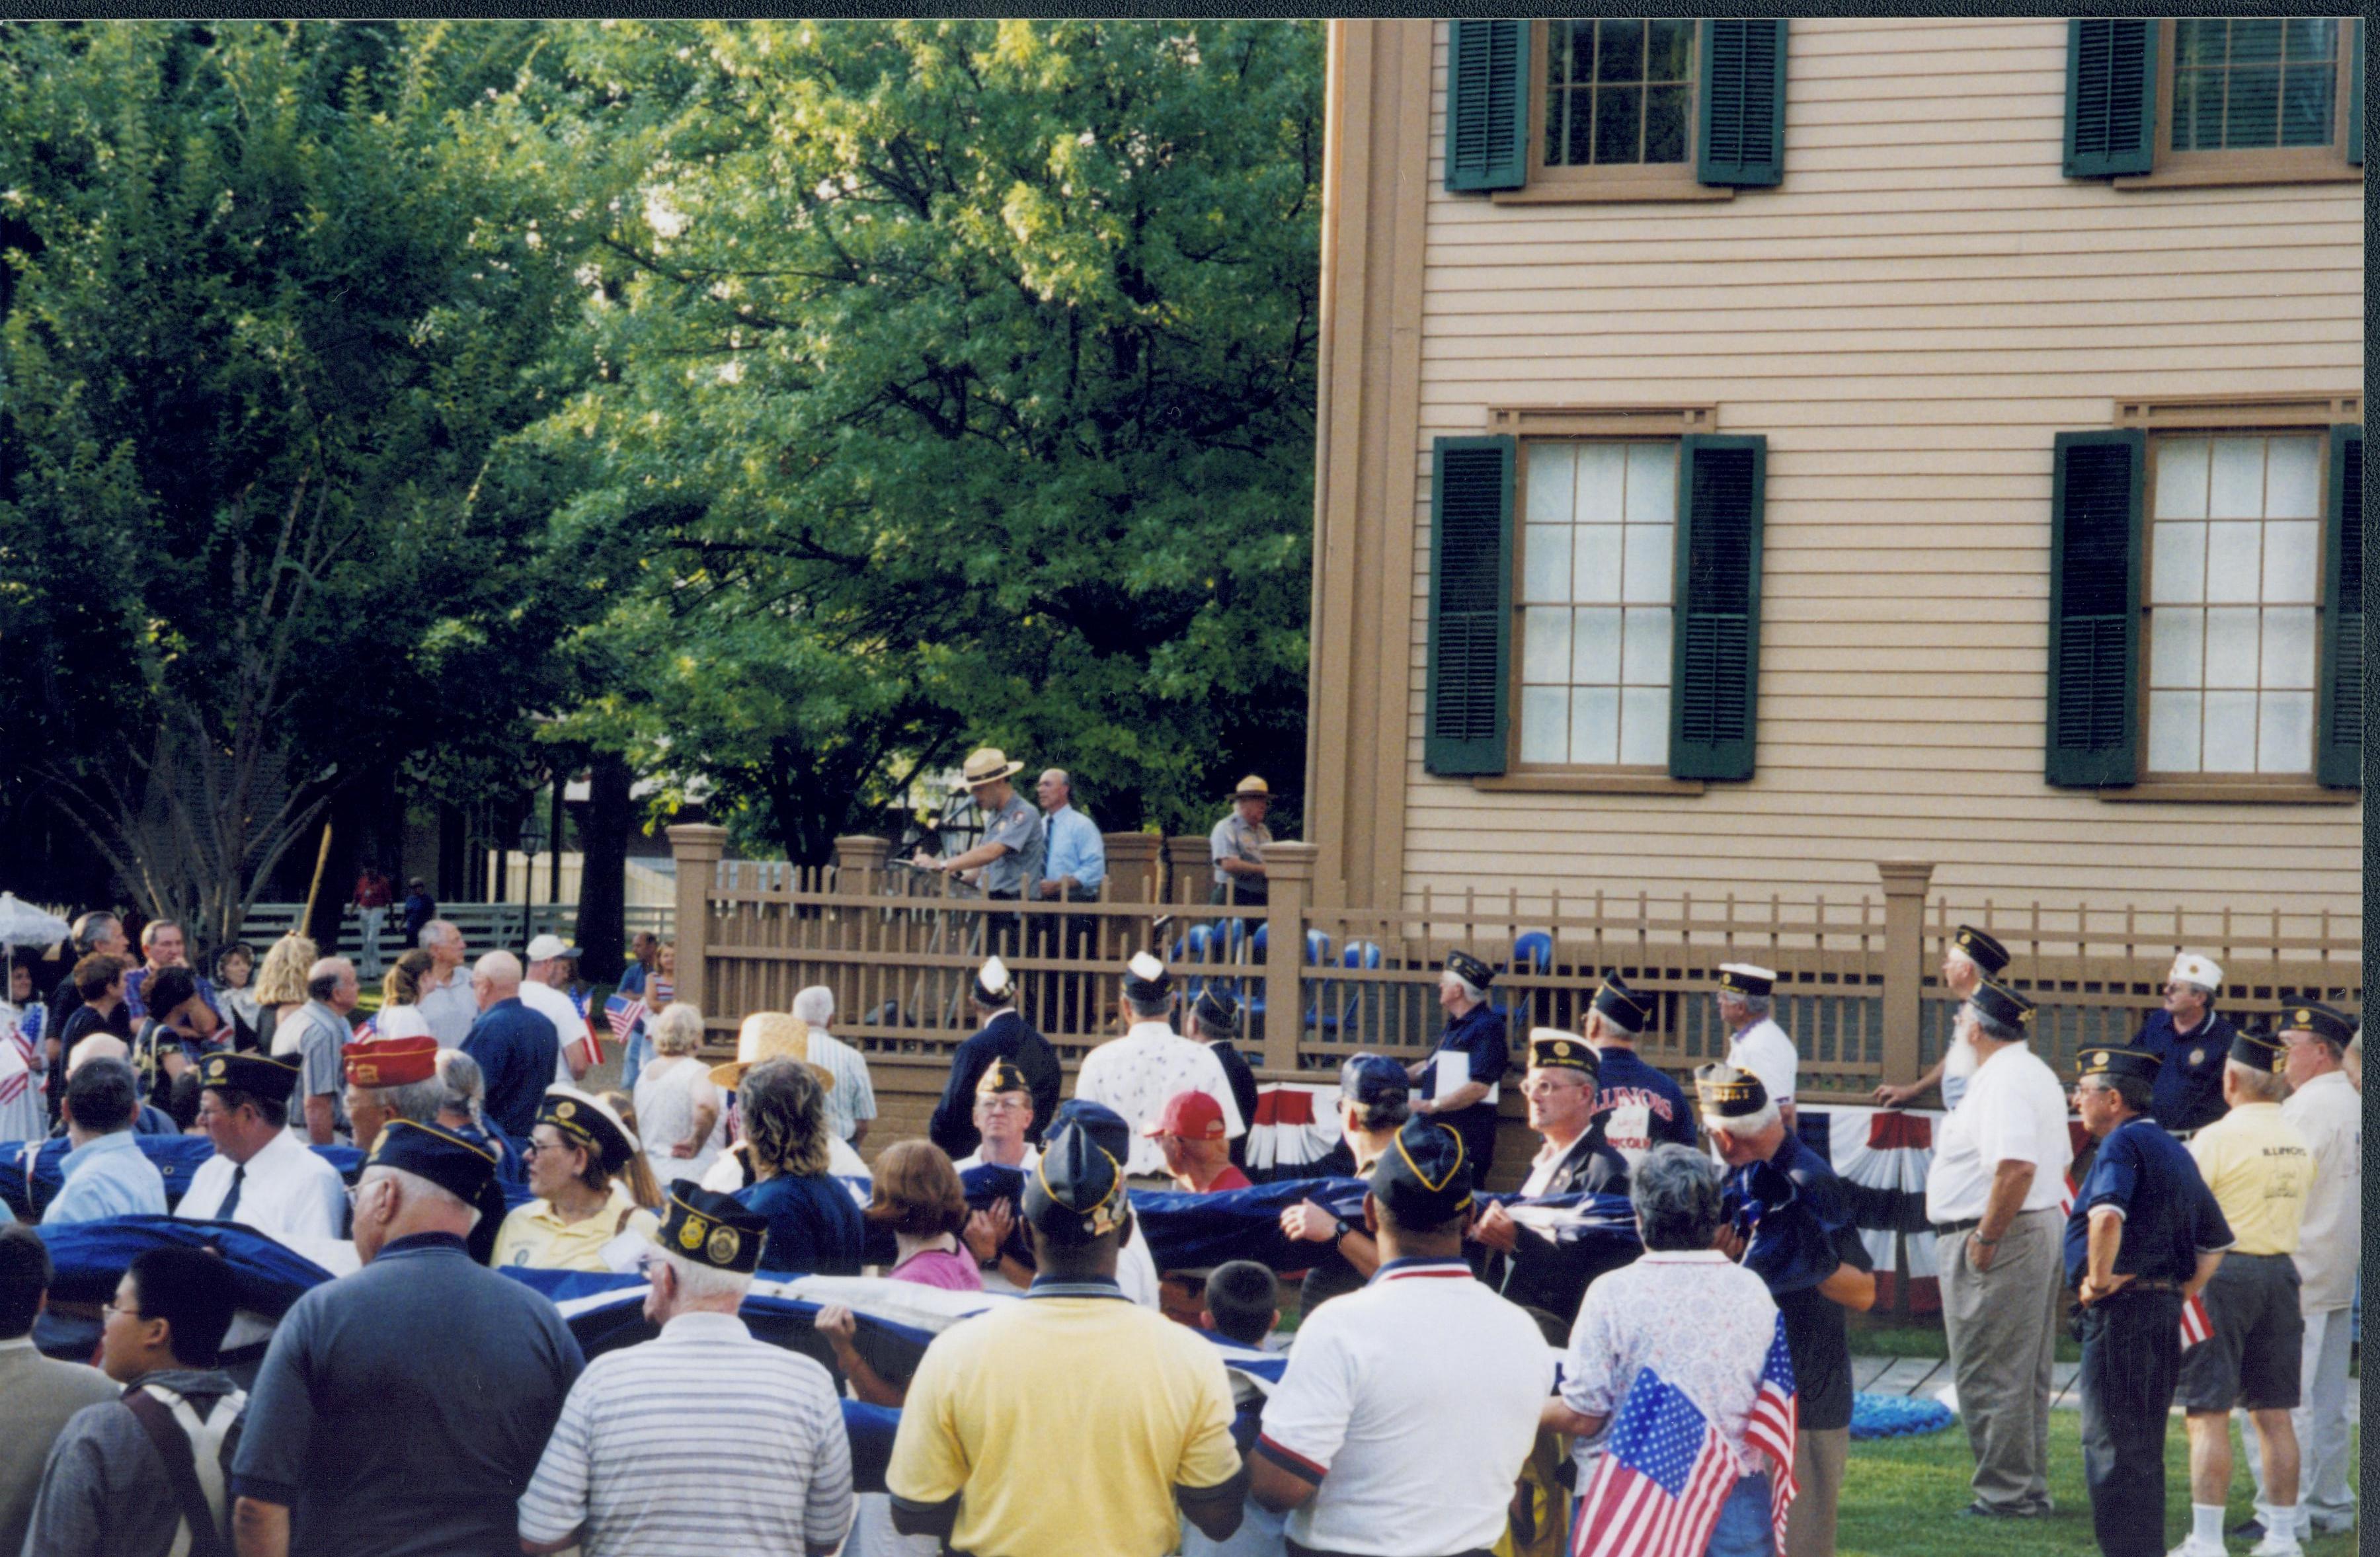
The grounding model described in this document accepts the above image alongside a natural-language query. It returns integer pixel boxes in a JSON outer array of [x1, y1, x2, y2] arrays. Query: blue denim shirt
[[44, 1128, 169, 1224]]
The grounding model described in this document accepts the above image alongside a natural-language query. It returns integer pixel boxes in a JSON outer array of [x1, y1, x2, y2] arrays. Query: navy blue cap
[[1050, 1098, 1130, 1165], [1592, 975, 1655, 1032], [2076, 1046, 2159, 1085], [1192, 985, 1239, 1029], [653, 1180, 768, 1274], [1369, 1115, 1474, 1226], [2229, 1025, 2284, 1073], [366, 1118, 499, 1205], [1970, 980, 2036, 1034], [1023, 1123, 1128, 1242], [199, 1050, 300, 1106], [1444, 949, 1494, 994], [1338, 1053, 1410, 1109]]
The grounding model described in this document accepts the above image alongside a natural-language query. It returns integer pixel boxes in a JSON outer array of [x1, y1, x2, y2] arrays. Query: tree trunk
[[576, 750, 632, 983]]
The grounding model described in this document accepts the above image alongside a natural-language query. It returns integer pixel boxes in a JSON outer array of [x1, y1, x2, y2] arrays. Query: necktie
[[216, 1163, 247, 1221]]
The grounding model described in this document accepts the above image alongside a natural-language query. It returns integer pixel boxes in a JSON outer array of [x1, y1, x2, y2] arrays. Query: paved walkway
[[1854, 1355, 2361, 1421]]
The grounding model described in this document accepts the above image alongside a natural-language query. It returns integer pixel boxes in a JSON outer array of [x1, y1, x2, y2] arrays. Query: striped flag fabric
[[2180, 1293, 2212, 1349], [578, 1011, 607, 1068], [0, 1028, 30, 1106], [1743, 1317, 1800, 1550], [604, 993, 647, 1043], [1571, 1365, 1741, 1557], [2059, 1172, 2077, 1218]]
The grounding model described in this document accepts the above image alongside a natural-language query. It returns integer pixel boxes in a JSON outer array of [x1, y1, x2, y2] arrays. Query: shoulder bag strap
[[120, 1386, 231, 1557]]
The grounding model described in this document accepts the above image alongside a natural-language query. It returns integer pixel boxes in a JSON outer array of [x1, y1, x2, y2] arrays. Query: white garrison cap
[[2168, 951, 2223, 992], [1127, 951, 1166, 984], [976, 956, 1013, 996]]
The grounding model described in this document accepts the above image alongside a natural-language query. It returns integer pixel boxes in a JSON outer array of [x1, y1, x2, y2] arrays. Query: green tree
[[486, 19, 1321, 858]]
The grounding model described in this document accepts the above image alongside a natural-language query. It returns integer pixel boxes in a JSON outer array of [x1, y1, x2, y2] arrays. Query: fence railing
[[663, 826, 2364, 1103], [233, 902, 675, 962]]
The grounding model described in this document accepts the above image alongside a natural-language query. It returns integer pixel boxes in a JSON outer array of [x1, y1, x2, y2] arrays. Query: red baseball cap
[[1141, 1090, 1227, 1142]]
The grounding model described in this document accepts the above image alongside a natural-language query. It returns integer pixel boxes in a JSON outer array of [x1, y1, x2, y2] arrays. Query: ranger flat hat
[[2229, 1024, 2285, 1073], [653, 1179, 768, 1275], [1370, 1115, 1474, 1226], [955, 747, 1027, 789], [1527, 1027, 1599, 1077], [2279, 1000, 2354, 1048], [343, 1035, 438, 1090], [1023, 1123, 1128, 1243], [538, 1086, 640, 1172], [1694, 1062, 1768, 1119], [1443, 949, 1495, 994], [199, 1050, 300, 1107], [1969, 980, 2036, 1033], [2076, 1045, 2160, 1084], [1716, 963, 1776, 998], [1232, 776, 1270, 799], [975, 1057, 1032, 1097], [367, 1117, 498, 1205], [1950, 926, 2010, 977], [1591, 975, 1655, 1032], [1123, 951, 1173, 1003], [2168, 951, 2224, 992]]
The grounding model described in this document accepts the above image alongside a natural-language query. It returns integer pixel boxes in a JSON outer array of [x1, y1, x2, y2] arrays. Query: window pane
[[2280, 64, 2334, 146], [1597, 19, 1644, 83], [2225, 66, 2280, 147], [1522, 605, 1572, 683], [1646, 19, 1694, 81], [2257, 690, 2314, 773], [1523, 525, 1573, 602], [2154, 438, 2209, 519], [1521, 686, 1569, 764], [1621, 606, 1672, 686], [2262, 520, 2318, 602], [1573, 525, 1623, 602], [1618, 686, 1670, 765], [2283, 18, 2338, 62], [2264, 436, 2321, 518], [2201, 690, 2259, 771], [1623, 442, 1675, 523], [2182, 69, 2227, 149], [2151, 521, 2206, 604], [2174, 19, 2222, 70], [2229, 19, 2281, 65], [1595, 85, 1643, 164], [1572, 606, 1623, 684], [2149, 690, 2202, 772], [1575, 444, 1626, 522], [2260, 606, 2315, 690], [1622, 523, 1674, 604], [2207, 437, 2265, 518], [1546, 88, 1567, 167], [1569, 687, 1620, 765], [2202, 607, 2260, 688], [2149, 608, 2203, 688], [1526, 444, 1575, 524], [1562, 20, 1595, 84], [2205, 522, 2263, 602], [1644, 85, 1690, 163]]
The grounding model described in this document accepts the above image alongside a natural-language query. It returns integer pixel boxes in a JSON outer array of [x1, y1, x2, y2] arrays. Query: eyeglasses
[[976, 1097, 1029, 1114], [102, 1300, 145, 1321], [1521, 1079, 1586, 1100]]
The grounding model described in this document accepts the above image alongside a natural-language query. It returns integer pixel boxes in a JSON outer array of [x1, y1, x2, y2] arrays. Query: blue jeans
[[1705, 1472, 1774, 1557], [620, 1030, 654, 1093]]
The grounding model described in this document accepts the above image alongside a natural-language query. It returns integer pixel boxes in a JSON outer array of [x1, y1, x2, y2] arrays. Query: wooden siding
[[1374, 18, 2363, 915]]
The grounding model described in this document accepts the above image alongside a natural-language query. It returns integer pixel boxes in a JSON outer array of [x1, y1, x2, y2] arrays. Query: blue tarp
[[36, 1214, 338, 1316], [0, 1135, 540, 1222]]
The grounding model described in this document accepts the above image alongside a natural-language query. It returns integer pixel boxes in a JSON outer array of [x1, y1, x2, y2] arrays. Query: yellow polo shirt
[[2188, 1101, 2312, 1256], [490, 1184, 659, 1271], [887, 1289, 1241, 1557]]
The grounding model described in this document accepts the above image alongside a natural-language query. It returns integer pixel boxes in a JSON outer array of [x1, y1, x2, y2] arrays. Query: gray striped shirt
[[807, 1028, 879, 1142], [517, 1311, 853, 1556]]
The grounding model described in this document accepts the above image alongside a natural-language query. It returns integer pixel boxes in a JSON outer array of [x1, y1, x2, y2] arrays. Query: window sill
[[1474, 774, 1706, 795], [1492, 179, 1733, 206], [2092, 782, 2359, 805], [2112, 160, 2363, 191]]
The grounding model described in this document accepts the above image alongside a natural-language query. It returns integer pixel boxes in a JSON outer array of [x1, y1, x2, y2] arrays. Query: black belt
[[2110, 1278, 2181, 1293], [1933, 1218, 1981, 1237]]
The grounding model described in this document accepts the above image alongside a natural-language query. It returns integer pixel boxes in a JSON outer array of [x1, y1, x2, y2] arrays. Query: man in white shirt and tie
[[176, 1051, 348, 1248]]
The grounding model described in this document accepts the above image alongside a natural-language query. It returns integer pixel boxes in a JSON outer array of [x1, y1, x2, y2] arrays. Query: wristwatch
[[1331, 1217, 1355, 1244]]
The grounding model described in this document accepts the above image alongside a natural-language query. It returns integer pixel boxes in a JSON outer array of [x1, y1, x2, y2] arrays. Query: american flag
[[1743, 1317, 1800, 1550], [1571, 1366, 1741, 1557], [604, 993, 647, 1043], [2180, 1293, 2212, 1349], [0, 1023, 32, 1106]]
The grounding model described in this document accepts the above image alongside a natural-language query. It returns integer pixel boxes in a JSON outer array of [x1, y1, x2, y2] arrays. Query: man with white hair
[[519, 1183, 853, 1557], [1408, 949, 1508, 1184], [1073, 953, 1246, 1179], [1874, 926, 2010, 1111], [792, 984, 877, 1148], [1716, 963, 1798, 1133], [413, 920, 477, 1047], [231, 1120, 584, 1557], [461, 951, 559, 1138], [275, 957, 358, 1146], [520, 935, 594, 1083], [2131, 951, 2237, 1135]]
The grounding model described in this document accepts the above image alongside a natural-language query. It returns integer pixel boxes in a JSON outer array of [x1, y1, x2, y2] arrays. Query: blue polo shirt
[[2132, 1009, 2236, 1133], [737, 1172, 867, 1275], [2061, 1115, 2233, 1287], [461, 998, 560, 1138], [42, 1129, 168, 1225], [1589, 1047, 1696, 1158]]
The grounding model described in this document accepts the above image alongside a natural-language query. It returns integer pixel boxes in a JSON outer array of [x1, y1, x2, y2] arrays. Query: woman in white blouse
[[374, 949, 438, 1041], [632, 1002, 724, 1187]]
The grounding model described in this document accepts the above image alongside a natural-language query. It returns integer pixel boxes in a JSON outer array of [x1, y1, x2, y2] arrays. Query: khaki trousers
[[1939, 1206, 2062, 1512], [1784, 1425, 1849, 1557]]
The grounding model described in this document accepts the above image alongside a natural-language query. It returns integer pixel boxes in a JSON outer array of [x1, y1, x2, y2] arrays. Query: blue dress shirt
[[43, 1128, 169, 1224], [1040, 804, 1106, 894]]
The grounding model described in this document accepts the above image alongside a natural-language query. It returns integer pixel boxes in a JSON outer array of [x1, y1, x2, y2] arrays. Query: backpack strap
[[120, 1386, 233, 1557]]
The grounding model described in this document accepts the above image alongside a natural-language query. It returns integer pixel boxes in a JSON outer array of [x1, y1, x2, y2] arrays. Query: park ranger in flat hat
[[1209, 776, 1273, 907]]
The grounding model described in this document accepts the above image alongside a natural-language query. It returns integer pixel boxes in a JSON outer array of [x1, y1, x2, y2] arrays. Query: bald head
[[307, 957, 360, 1013], [471, 953, 522, 1012], [67, 1032, 130, 1076]]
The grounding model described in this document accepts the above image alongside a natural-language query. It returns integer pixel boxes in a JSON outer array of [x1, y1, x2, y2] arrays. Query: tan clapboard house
[[1306, 17, 2364, 920]]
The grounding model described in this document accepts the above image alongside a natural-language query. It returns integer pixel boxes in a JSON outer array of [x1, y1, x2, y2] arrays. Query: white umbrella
[[0, 894, 71, 949]]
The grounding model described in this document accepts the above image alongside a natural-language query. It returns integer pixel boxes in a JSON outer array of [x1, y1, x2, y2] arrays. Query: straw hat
[[709, 1011, 834, 1092], [1232, 775, 1269, 800], [953, 747, 1026, 790]]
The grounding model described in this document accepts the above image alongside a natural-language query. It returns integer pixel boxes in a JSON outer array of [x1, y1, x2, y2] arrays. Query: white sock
[[2193, 1504, 2227, 1546], [2264, 1505, 2301, 1546]]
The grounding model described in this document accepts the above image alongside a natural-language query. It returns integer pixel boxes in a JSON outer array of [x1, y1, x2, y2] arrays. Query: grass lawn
[[1840, 1410, 2357, 1556]]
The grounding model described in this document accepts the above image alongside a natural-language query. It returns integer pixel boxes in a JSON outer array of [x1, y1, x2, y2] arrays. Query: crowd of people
[[0, 863, 2361, 1557]]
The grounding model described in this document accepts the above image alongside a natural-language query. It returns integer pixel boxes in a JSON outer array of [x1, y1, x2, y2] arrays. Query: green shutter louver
[[1425, 436, 1516, 776], [2045, 430, 2146, 786], [1669, 434, 1765, 781], [2316, 426, 2363, 787], [2065, 20, 2159, 178], [1698, 20, 1788, 187], [2350, 19, 2363, 166], [1445, 20, 1530, 193]]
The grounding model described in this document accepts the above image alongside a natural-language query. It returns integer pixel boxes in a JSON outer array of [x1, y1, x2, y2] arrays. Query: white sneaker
[[2168, 1540, 2227, 1557], [2247, 1538, 2303, 1557]]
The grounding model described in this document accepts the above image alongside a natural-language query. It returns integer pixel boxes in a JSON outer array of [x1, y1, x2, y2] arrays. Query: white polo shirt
[[518, 980, 586, 1083], [2280, 1069, 2360, 1309], [177, 1129, 348, 1245], [1924, 1041, 2071, 1223], [1726, 1018, 1798, 1105], [1257, 1258, 1554, 1556]]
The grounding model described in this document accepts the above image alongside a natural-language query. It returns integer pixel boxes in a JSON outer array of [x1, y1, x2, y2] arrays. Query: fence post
[[1262, 843, 1318, 1070], [667, 825, 729, 1040], [1166, 836, 1213, 905], [1876, 859, 1936, 1088], [1102, 833, 1161, 902], [834, 835, 889, 891]]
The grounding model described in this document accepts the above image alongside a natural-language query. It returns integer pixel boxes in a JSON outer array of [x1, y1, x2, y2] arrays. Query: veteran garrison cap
[[344, 1035, 438, 1090], [973, 955, 1015, 1007], [367, 1117, 498, 1204], [1591, 975, 1655, 1033], [1339, 1052, 1411, 1109], [2076, 1045, 2160, 1085], [1443, 949, 1495, 995], [1969, 980, 2035, 1033], [1951, 926, 2011, 977], [1527, 1028, 1599, 1078], [537, 1086, 640, 1173], [1716, 963, 1776, 998], [199, 1050, 300, 1106], [975, 1057, 1031, 1097], [1023, 1122, 1128, 1243], [2229, 1024, 2285, 1073], [1123, 951, 1173, 1003], [1370, 1115, 1474, 1226], [2280, 1000, 2355, 1048], [1192, 985, 1239, 1030], [1694, 1062, 1768, 1119], [653, 1180, 768, 1275], [1050, 1098, 1131, 1164]]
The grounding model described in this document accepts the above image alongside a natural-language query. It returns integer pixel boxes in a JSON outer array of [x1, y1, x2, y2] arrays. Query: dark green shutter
[[2350, 19, 2363, 166], [1425, 436, 1516, 776], [2045, 430, 2145, 786], [1698, 20, 1788, 186], [2315, 426, 2362, 786], [1669, 434, 1765, 781], [1445, 21, 1530, 193], [2064, 20, 2158, 177]]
